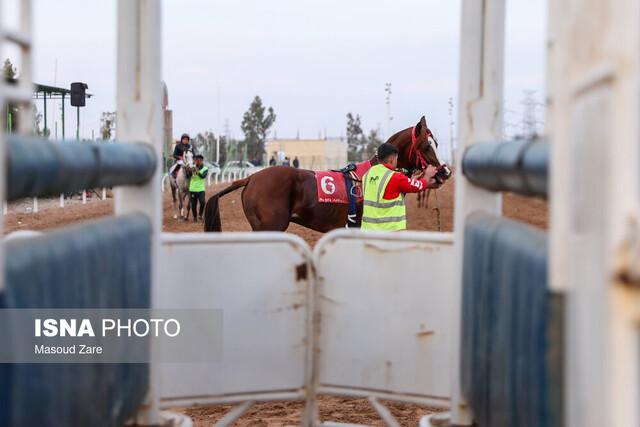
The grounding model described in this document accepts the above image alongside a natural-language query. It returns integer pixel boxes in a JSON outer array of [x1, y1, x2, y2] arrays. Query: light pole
[[448, 97, 454, 164], [385, 83, 392, 139]]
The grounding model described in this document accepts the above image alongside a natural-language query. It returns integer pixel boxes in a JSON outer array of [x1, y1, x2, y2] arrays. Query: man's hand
[[411, 170, 425, 180], [424, 165, 438, 181]]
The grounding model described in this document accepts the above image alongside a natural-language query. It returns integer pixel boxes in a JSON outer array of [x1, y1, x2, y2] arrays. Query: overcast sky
[[2, 0, 547, 156]]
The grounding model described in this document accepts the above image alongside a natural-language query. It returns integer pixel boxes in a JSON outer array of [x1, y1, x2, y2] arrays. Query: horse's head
[[410, 116, 452, 183], [183, 149, 195, 171]]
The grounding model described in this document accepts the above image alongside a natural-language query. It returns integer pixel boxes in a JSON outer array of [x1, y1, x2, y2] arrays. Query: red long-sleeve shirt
[[381, 164, 429, 200]]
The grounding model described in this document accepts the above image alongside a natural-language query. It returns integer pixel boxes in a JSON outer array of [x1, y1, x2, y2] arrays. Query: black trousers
[[190, 191, 205, 218]]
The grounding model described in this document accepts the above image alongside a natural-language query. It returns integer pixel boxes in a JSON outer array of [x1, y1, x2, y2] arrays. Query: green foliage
[[2, 58, 19, 132], [193, 131, 239, 166], [240, 95, 276, 163], [363, 129, 383, 160], [33, 105, 49, 137], [100, 111, 116, 140], [2, 58, 16, 78], [346, 112, 383, 162]]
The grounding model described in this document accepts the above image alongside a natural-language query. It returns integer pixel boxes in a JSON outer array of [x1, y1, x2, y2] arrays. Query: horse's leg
[[177, 188, 184, 222], [170, 183, 178, 219], [183, 189, 190, 220]]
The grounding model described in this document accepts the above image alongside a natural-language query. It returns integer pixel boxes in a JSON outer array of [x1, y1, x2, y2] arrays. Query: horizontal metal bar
[[3, 85, 33, 103], [317, 385, 451, 409], [461, 138, 549, 198], [3, 29, 31, 47], [159, 390, 305, 408], [6, 136, 156, 201]]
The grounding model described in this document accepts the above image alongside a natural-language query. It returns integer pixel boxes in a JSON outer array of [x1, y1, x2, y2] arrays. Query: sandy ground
[[2, 176, 547, 426]]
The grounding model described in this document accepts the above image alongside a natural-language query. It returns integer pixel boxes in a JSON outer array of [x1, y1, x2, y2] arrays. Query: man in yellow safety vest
[[361, 143, 440, 231], [189, 154, 209, 223]]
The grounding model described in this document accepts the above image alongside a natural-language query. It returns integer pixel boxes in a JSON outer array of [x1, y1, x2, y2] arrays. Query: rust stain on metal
[[296, 263, 308, 281], [416, 330, 435, 338], [320, 295, 343, 305]]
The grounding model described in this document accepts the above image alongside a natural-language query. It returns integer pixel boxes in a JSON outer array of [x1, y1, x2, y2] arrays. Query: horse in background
[[204, 116, 452, 232], [169, 149, 194, 221]]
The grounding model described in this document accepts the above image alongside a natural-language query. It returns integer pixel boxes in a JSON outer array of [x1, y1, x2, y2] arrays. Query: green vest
[[189, 166, 208, 192], [361, 164, 406, 230]]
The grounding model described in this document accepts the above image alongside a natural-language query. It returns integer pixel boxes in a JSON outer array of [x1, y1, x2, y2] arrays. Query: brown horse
[[204, 116, 452, 232]]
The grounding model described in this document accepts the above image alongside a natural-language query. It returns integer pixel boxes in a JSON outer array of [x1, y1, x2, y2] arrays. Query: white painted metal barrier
[[157, 230, 455, 426], [158, 233, 316, 425], [313, 230, 454, 410]]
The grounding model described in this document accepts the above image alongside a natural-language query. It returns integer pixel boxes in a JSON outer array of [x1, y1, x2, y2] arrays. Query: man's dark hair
[[377, 143, 399, 162], [195, 154, 204, 160]]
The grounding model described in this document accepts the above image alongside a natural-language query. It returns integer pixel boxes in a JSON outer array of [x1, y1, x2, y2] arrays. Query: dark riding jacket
[[173, 142, 192, 160]]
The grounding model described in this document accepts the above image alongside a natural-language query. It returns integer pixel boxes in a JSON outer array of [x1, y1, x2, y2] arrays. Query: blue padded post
[[460, 212, 562, 427], [0, 214, 151, 427]]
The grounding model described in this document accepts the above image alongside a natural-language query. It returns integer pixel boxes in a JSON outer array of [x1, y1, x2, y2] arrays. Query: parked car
[[225, 160, 255, 169], [204, 161, 221, 175]]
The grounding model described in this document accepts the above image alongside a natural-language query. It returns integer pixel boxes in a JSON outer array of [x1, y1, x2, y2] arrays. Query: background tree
[[33, 105, 49, 137], [100, 111, 116, 140], [2, 58, 19, 132], [240, 96, 276, 163], [346, 113, 364, 161], [362, 129, 383, 160]]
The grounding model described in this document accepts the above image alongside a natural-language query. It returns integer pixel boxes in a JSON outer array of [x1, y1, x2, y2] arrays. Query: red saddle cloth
[[315, 161, 372, 204]]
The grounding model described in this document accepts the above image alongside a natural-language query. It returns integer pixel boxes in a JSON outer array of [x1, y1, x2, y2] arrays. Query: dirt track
[[3, 176, 547, 426]]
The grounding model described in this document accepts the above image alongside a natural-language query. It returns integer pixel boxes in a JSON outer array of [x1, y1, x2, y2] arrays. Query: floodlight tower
[[385, 83, 392, 139]]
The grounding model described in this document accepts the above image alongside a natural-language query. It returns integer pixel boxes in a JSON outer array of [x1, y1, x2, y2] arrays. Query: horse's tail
[[203, 177, 251, 232]]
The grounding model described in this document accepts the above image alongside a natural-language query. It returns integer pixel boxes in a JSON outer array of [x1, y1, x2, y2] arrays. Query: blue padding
[[460, 213, 561, 427], [6, 136, 156, 201], [0, 214, 152, 427], [462, 138, 549, 198]]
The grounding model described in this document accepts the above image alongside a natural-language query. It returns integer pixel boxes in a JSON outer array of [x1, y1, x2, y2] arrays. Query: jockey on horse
[[171, 133, 192, 179]]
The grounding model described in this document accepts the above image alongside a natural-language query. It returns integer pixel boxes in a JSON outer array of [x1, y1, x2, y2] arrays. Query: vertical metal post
[[43, 91, 47, 137], [116, 1, 162, 424], [17, 0, 33, 135], [551, 1, 640, 426], [0, 0, 5, 293], [449, 1, 505, 425], [61, 93, 65, 139], [217, 86, 220, 163], [76, 106, 79, 140]]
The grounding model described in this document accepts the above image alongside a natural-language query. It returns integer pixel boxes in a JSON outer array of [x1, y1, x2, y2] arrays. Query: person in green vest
[[189, 154, 209, 223], [361, 143, 440, 231]]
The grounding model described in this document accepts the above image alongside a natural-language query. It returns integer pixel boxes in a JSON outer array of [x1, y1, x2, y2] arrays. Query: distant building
[[266, 138, 347, 171]]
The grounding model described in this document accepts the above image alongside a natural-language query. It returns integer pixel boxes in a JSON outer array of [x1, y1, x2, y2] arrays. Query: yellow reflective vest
[[189, 166, 208, 192], [361, 164, 406, 230]]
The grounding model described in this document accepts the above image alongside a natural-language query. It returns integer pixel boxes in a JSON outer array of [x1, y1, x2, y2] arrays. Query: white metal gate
[[158, 233, 316, 422], [157, 230, 454, 425], [313, 230, 453, 408]]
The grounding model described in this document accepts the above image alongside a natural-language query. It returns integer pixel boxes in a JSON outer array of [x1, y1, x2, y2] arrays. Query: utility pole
[[385, 83, 392, 138], [448, 97, 454, 165], [216, 87, 220, 164], [520, 89, 543, 138]]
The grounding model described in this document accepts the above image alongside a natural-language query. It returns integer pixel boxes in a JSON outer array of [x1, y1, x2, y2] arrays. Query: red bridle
[[409, 126, 448, 172]]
